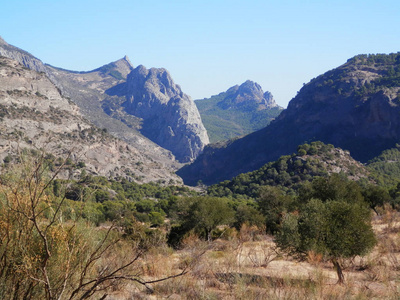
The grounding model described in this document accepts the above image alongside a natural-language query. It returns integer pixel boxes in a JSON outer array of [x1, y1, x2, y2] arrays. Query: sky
[[1, 0, 400, 108]]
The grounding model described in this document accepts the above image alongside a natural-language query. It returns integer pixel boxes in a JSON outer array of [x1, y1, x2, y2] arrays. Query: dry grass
[[107, 210, 400, 299]]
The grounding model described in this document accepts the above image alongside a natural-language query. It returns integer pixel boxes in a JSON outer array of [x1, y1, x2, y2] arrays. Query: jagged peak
[[0, 36, 8, 46], [122, 55, 133, 66]]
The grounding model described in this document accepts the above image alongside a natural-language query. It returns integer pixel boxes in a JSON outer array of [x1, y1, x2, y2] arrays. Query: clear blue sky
[[1, 0, 399, 107]]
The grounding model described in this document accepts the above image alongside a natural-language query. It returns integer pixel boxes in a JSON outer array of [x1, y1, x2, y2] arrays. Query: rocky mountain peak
[[107, 64, 209, 162], [236, 80, 264, 101], [92, 57, 134, 80], [0, 56, 181, 183], [122, 55, 132, 66], [222, 80, 279, 109], [263, 91, 274, 102]]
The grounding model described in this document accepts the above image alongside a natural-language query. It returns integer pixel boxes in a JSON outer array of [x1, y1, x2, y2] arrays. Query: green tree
[[257, 186, 295, 234], [276, 199, 376, 283], [168, 196, 235, 245], [362, 185, 391, 214], [234, 203, 265, 230], [298, 173, 364, 204], [189, 197, 235, 241]]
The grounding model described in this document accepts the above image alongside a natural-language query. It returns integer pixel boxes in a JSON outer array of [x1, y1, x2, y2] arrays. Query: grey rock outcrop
[[0, 56, 182, 183], [195, 80, 282, 143], [0, 36, 47, 74], [0, 36, 210, 171], [107, 65, 209, 162], [224, 80, 279, 109]]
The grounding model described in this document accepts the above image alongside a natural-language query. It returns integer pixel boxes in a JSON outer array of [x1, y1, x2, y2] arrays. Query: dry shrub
[[212, 225, 238, 241], [180, 232, 203, 249], [307, 250, 323, 266], [382, 204, 400, 233], [239, 223, 263, 243], [246, 243, 278, 268]]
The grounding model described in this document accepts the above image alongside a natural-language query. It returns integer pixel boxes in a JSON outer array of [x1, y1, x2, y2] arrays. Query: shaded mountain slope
[[195, 80, 283, 143], [178, 53, 400, 185]]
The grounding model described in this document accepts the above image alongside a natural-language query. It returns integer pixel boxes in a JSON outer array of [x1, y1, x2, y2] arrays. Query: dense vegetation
[[2, 140, 400, 297], [366, 145, 400, 186], [208, 141, 369, 199]]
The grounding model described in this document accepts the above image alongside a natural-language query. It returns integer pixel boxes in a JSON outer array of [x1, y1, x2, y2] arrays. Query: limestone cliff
[[107, 65, 209, 162], [0, 37, 47, 73], [0, 56, 182, 183], [0, 37, 208, 168], [222, 80, 279, 109]]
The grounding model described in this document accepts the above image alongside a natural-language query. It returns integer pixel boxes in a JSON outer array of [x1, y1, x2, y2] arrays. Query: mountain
[[0, 36, 47, 74], [208, 141, 370, 198], [195, 80, 283, 143], [105, 65, 209, 162], [0, 56, 181, 183], [46, 59, 208, 163], [0, 37, 208, 163], [178, 52, 400, 185]]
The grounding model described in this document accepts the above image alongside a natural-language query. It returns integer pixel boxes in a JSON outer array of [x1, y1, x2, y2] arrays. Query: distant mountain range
[[2, 36, 400, 188], [178, 53, 400, 185], [195, 80, 283, 143]]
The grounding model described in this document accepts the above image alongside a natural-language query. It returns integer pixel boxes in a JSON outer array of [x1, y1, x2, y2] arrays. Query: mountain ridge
[[0, 55, 181, 183], [179, 52, 400, 185], [0, 37, 208, 163]]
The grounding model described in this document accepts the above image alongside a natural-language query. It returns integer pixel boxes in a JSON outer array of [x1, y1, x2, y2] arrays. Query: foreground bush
[[0, 154, 185, 299]]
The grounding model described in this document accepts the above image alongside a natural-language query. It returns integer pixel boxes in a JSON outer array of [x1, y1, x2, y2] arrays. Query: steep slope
[[106, 65, 209, 162], [0, 36, 47, 74], [0, 37, 208, 164], [0, 56, 182, 183], [195, 80, 283, 143], [178, 53, 400, 185]]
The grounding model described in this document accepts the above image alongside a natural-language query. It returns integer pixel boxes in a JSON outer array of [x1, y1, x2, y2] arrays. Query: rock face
[[222, 80, 279, 109], [195, 80, 282, 143], [0, 56, 182, 183], [0, 37, 47, 74], [107, 65, 209, 162], [179, 53, 400, 185], [0, 37, 209, 166]]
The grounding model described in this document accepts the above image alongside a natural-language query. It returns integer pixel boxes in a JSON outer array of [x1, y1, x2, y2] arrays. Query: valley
[[0, 36, 400, 299]]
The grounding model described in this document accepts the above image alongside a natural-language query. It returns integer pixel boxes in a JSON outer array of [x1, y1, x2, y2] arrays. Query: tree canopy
[[276, 198, 376, 283]]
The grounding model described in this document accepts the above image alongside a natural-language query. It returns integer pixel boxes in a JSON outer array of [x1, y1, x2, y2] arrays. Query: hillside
[[0, 56, 182, 183], [208, 141, 370, 198], [0, 37, 208, 163], [178, 52, 400, 185], [195, 80, 282, 143], [366, 145, 400, 187]]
